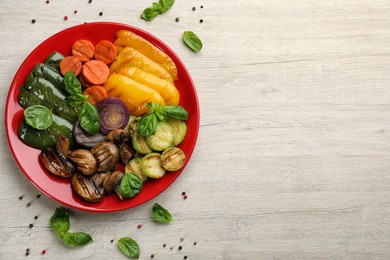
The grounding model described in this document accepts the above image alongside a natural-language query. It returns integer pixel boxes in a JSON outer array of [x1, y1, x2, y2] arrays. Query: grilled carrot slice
[[82, 60, 110, 85], [72, 39, 95, 62], [109, 47, 174, 83], [115, 30, 178, 80], [59, 56, 82, 76], [83, 86, 108, 106], [94, 40, 117, 64]]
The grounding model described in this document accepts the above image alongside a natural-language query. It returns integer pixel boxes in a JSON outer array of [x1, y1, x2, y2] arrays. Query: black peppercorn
[[89, 0, 92, 3], [31, 19, 36, 24], [99, 12, 103, 16], [192, 7, 196, 11], [200, 19, 203, 23], [178, 246, 183, 250], [175, 17, 180, 22], [184, 256, 188, 260], [150, 254, 154, 258], [29, 224, 33, 229], [34, 216, 38, 220]]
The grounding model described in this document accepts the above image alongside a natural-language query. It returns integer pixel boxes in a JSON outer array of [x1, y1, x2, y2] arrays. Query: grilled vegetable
[[161, 147, 186, 171], [71, 174, 105, 203], [146, 122, 174, 151], [166, 117, 187, 146], [26, 63, 64, 91], [44, 51, 65, 70], [39, 148, 75, 178], [124, 158, 147, 182], [132, 132, 153, 154], [73, 121, 105, 148], [96, 97, 130, 135], [141, 153, 166, 179], [68, 149, 97, 176], [91, 142, 120, 172]]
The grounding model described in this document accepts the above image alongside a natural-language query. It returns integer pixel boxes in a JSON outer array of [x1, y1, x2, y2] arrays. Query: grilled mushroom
[[71, 174, 104, 203], [39, 148, 75, 178], [102, 171, 124, 195], [68, 149, 97, 176], [91, 142, 120, 172], [105, 129, 128, 146], [56, 134, 70, 157], [91, 172, 111, 187], [119, 142, 135, 164]]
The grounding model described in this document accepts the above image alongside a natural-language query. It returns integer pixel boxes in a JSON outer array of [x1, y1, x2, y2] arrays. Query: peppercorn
[[184, 256, 188, 259], [163, 243, 166, 248], [150, 254, 154, 258], [181, 192, 186, 196], [46, 0, 50, 4], [34, 216, 38, 220], [137, 224, 142, 229], [74, 10, 78, 14], [183, 195, 188, 199], [192, 7, 196, 11], [36, 194, 41, 198], [111, 239, 114, 243], [29, 224, 33, 229], [180, 237, 184, 241], [25, 252, 29, 256], [26, 202, 31, 207], [200, 19, 204, 23], [19, 195, 24, 200], [175, 17, 180, 22], [99, 12, 103, 16], [178, 246, 183, 250], [63, 16, 68, 21], [31, 19, 36, 24], [88, 0, 92, 3], [201, 5, 203, 8], [193, 242, 197, 246], [41, 250, 46, 255]]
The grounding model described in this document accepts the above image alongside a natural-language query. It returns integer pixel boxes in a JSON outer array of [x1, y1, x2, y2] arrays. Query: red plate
[[5, 22, 199, 212]]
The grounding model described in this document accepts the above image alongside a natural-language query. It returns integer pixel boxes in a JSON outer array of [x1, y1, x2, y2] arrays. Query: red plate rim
[[5, 22, 200, 212]]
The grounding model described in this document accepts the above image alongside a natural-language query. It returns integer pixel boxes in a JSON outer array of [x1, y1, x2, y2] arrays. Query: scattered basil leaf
[[137, 113, 158, 136], [24, 105, 53, 130], [152, 203, 173, 223], [118, 237, 140, 259], [159, 0, 175, 12], [118, 173, 143, 199], [141, 0, 175, 21], [79, 102, 100, 135], [64, 71, 82, 96], [50, 208, 70, 233], [58, 231, 93, 247], [163, 106, 188, 120], [141, 7, 160, 21], [148, 103, 167, 121], [183, 31, 203, 52], [65, 93, 89, 108]]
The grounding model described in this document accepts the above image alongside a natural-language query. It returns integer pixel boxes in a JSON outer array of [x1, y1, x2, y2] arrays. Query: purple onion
[[96, 97, 130, 135]]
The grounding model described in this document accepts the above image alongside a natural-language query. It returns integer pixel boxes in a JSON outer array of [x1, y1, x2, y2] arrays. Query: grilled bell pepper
[[103, 74, 165, 116], [114, 30, 178, 81], [25, 63, 64, 91], [117, 66, 180, 106], [18, 114, 75, 149], [18, 77, 78, 122], [109, 47, 174, 83]]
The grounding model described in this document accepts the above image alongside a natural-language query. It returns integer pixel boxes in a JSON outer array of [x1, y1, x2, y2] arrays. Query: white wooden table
[[1, 0, 390, 259]]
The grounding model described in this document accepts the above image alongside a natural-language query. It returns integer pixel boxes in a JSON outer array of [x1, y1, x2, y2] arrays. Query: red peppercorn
[[46, 0, 50, 4], [63, 16, 68, 21], [183, 195, 188, 199], [74, 10, 78, 14], [41, 250, 46, 255], [137, 224, 142, 229]]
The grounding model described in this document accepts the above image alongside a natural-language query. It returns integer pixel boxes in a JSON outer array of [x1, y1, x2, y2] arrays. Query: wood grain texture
[[1, 0, 390, 259]]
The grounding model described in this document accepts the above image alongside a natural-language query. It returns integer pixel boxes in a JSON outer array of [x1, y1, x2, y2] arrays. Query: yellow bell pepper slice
[[110, 47, 174, 84], [115, 30, 178, 81], [118, 67, 180, 106], [103, 74, 165, 116]]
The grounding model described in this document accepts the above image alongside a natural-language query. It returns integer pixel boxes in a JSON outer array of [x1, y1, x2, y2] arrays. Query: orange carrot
[[72, 39, 95, 62], [83, 86, 108, 105], [82, 60, 110, 85], [94, 40, 117, 64], [79, 73, 93, 88], [59, 56, 82, 76]]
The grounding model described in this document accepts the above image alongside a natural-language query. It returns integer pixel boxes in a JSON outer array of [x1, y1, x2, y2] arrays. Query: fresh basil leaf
[[141, 7, 160, 21], [152, 2, 161, 12], [118, 237, 140, 259], [58, 231, 93, 247], [163, 105, 188, 120], [152, 203, 173, 223], [137, 113, 158, 136], [50, 208, 70, 233], [65, 94, 89, 108], [183, 31, 203, 52], [118, 173, 143, 199], [147, 102, 167, 121], [79, 102, 100, 135], [64, 71, 82, 96], [24, 105, 53, 130], [159, 0, 175, 12]]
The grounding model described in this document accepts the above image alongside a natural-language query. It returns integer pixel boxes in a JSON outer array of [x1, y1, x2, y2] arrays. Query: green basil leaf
[[79, 102, 100, 135], [118, 173, 143, 199], [163, 105, 188, 120], [64, 71, 82, 96], [118, 237, 140, 259], [159, 0, 175, 13], [183, 31, 203, 52], [141, 7, 160, 21], [137, 113, 158, 136], [65, 94, 89, 108], [58, 231, 93, 247], [24, 105, 53, 130], [50, 208, 70, 233], [152, 2, 161, 12], [152, 203, 173, 223]]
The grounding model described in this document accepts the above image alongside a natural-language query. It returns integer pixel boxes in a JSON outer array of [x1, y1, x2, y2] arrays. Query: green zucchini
[[18, 113, 75, 149], [141, 153, 166, 179], [124, 158, 148, 182], [146, 122, 174, 151], [166, 117, 187, 146], [132, 132, 153, 154]]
